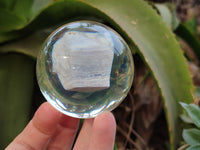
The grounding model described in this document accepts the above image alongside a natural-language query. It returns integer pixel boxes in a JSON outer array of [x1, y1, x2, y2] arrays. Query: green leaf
[[142, 3, 180, 31], [0, 0, 104, 43], [30, 0, 54, 17], [0, 0, 54, 33], [10, 0, 33, 20], [195, 87, 200, 98], [183, 128, 200, 146], [180, 102, 200, 128], [0, 0, 194, 149], [0, 53, 35, 149], [154, 4, 173, 28], [185, 18, 198, 34], [187, 144, 200, 150], [0, 0, 14, 10], [180, 111, 193, 124], [0, 9, 26, 32], [0, 30, 26, 44], [0, 0, 33, 33], [174, 23, 200, 61], [0, 28, 54, 58], [114, 144, 118, 150]]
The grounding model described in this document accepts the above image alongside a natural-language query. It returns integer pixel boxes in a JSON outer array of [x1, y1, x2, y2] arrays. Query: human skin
[[6, 102, 116, 150]]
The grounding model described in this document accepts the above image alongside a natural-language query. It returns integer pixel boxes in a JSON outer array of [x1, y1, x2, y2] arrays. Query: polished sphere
[[36, 21, 134, 118]]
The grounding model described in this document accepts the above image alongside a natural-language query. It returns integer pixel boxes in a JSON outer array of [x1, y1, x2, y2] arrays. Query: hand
[[6, 102, 116, 150]]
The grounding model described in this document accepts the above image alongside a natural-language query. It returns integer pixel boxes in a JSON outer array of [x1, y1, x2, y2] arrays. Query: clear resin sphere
[[37, 20, 134, 118]]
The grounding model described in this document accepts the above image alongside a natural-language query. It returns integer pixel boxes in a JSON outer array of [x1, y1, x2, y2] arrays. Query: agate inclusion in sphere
[[36, 20, 134, 118]]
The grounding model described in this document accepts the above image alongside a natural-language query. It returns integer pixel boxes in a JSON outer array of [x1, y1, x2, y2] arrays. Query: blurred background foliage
[[0, 0, 200, 149]]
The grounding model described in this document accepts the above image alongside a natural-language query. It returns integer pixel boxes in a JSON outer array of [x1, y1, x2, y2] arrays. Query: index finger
[[89, 112, 116, 150], [6, 102, 61, 150]]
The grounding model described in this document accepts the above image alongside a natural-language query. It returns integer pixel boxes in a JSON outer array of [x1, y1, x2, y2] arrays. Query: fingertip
[[35, 102, 61, 118], [89, 111, 116, 150], [32, 102, 61, 135], [94, 111, 116, 130]]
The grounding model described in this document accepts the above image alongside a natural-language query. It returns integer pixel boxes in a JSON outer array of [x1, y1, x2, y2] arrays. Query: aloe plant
[[0, 0, 194, 149], [180, 102, 200, 150]]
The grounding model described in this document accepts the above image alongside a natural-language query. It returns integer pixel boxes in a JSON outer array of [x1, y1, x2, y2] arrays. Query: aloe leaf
[[0, 0, 54, 20], [154, 3, 180, 30], [0, 53, 35, 149], [0, 0, 13, 9], [0, 28, 53, 58], [0, 0, 103, 43], [187, 144, 200, 150], [0, 0, 50, 32], [0, 0, 56, 42], [180, 102, 200, 128], [0, 0, 34, 33], [30, 0, 54, 17], [10, 0, 33, 20], [183, 128, 200, 146], [154, 4, 172, 28], [174, 23, 200, 61], [0, 9, 26, 32], [0, 0, 194, 148]]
